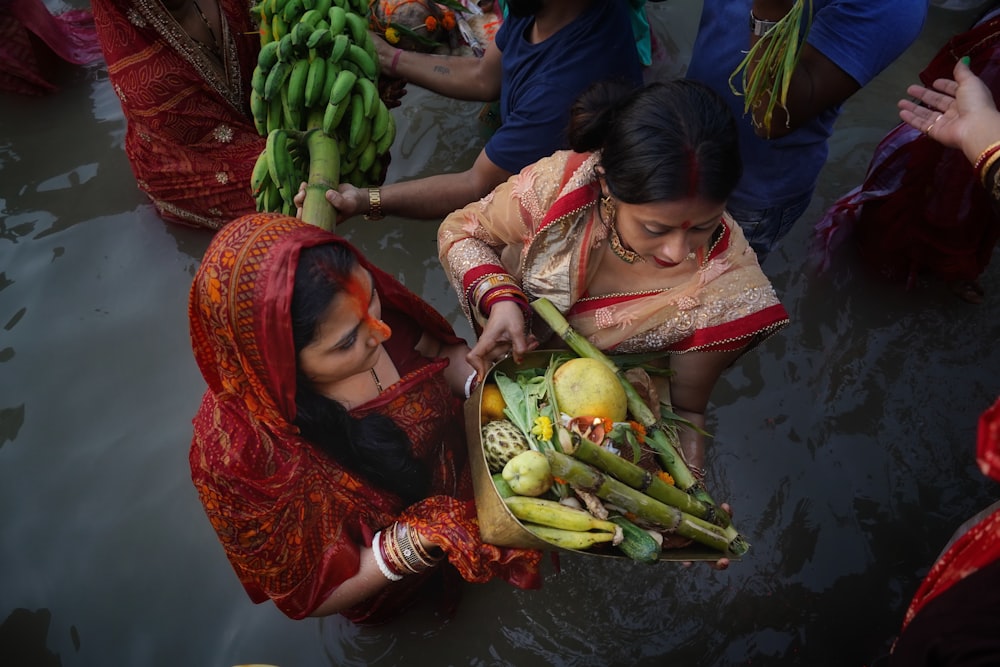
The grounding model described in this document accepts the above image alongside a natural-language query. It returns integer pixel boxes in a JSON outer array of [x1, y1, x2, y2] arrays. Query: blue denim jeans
[[726, 194, 813, 263]]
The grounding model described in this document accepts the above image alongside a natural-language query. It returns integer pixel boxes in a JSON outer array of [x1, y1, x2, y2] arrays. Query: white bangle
[[371, 531, 403, 582], [464, 371, 478, 399]]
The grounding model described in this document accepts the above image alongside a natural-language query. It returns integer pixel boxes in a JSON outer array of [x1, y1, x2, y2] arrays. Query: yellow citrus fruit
[[480, 383, 507, 423], [552, 358, 628, 422]]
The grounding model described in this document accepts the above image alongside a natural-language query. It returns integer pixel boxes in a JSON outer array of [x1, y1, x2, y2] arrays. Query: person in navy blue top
[[299, 0, 643, 225]]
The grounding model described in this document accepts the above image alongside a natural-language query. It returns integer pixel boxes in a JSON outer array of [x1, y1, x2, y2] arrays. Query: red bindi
[[680, 220, 692, 230]]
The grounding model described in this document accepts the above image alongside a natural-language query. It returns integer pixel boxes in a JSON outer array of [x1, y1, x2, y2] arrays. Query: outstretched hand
[[898, 58, 1000, 163], [467, 301, 537, 380]]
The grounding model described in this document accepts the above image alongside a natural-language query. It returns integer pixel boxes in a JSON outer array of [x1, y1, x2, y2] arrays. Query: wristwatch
[[749, 11, 780, 37], [363, 187, 383, 221]]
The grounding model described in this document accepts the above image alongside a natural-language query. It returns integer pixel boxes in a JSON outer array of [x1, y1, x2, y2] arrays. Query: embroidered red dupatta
[[91, 0, 263, 229], [189, 213, 541, 623]]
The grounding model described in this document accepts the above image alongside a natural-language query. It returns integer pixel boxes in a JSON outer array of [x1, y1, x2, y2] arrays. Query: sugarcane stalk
[[300, 128, 340, 231], [560, 429, 729, 528], [530, 298, 713, 504], [545, 450, 748, 557]]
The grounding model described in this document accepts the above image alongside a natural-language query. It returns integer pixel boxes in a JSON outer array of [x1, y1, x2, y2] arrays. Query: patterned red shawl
[[189, 213, 541, 623], [91, 0, 263, 229]]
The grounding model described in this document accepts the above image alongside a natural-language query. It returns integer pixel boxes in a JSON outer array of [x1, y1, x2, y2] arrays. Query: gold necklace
[[369, 367, 383, 393], [608, 224, 642, 264]]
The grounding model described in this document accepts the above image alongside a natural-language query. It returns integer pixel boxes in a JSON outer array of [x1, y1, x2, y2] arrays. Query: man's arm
[[374, 34, 503, 102]]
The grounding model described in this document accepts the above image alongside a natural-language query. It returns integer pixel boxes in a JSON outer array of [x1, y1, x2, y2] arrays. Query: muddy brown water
[[1, 2, 998, 665]]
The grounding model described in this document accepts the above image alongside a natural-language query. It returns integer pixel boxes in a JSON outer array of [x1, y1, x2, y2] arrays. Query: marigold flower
[[531, 415, 553, 442], [628, 420, 646, 443], [441, 10, 456, 30], [424, 15, 438, 31], [384, 26, 401, 44], [657, 471, 675, 486]]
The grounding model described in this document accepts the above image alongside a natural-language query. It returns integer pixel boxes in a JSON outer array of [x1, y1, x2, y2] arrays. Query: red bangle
[[389, 49, 402, 77], [973, 140, 1000, 178]]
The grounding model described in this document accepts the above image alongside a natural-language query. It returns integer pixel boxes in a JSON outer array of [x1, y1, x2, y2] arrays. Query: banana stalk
[[530, 298, 710, 503], [545, 450, 749, 557], [300, 128, 340, 230]]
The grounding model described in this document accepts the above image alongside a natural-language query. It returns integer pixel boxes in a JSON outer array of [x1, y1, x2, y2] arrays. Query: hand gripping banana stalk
[[249, 0, 397, 229]]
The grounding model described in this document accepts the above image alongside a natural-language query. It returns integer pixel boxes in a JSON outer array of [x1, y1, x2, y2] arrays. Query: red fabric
[[899, 395, 1000, 634], [0, 0, 102, 95], [816, 15, 1000, 284], [189, 213, 541, 623], [91, 0, 264, 229]]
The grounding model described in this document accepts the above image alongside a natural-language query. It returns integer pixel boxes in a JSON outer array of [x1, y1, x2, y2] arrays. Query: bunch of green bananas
[[249, 0, 396, 220]]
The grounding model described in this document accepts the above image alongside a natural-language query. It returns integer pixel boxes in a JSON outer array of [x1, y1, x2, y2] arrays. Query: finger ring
[[925, 113, 943, 135]]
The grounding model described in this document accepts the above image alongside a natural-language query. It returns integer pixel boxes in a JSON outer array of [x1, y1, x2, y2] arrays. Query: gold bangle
[[980, 152, 1000, 189], [364, 187, 383, 221]]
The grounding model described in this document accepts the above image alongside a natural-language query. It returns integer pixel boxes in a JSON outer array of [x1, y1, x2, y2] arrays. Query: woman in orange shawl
[[91, 0, 263, 230], [439, 80, 789, 475], [189, 213, 541, 623]]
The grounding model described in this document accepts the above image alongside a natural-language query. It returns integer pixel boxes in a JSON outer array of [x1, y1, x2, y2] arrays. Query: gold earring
[[600, 194, 616, 222]]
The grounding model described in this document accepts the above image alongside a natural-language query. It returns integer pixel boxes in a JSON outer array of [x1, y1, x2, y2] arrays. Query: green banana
[[370, 98, 390, 140], [286, 58, 311, 118], [355, 76, 377, 119], [327, 6, 347, 36], [282, 0, 304, 24], [251, 64, 267, 97], [357, 140, 376, 174], [320, 60, 340, 104], [304, 57, 328, 108], [313, 0, 333, 19], [263, 59, 292, 100], [266, 128, 292, 197], [250, 88, 268, 135], [328, 68, 356, 106], [373, 109, 395, 154], [258, 40, 280, 71], [299, 8, 323, 27], [347, 93, 368, 148], [266, 88, 284, 132], [290, 21, 313, 47], [343, 10, 368, 45], [306, 27, 333, 50], [276, 33, 295, 62], [328, 33, 349, 64], [250, 149, 272, 195], [344, 43, 377, 80], [281, 82, 303, 130], [271, 13, 288, 41]]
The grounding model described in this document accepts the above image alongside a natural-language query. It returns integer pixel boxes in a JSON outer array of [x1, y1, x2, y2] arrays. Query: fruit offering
[[474, 298, 750, 562]]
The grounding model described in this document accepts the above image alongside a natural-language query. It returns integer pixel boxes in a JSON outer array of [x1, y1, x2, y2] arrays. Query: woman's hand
[[294, 182, 367, 224], [467, 301, 536, 380], [898, 58, 1000, 164]]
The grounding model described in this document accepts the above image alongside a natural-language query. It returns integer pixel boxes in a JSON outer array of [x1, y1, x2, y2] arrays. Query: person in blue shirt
[[302, 0, 643, 224], [686, 0, 928, 262]]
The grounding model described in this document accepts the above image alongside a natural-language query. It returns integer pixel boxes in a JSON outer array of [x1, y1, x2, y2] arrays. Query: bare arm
[[374, 34, 503, 102], [657, 347, 746, 471], [748, 0, 861, 139], [416, 332, 476, 395]]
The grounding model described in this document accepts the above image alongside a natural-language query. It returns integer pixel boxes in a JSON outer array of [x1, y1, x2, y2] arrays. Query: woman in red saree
[[438, 80, 789, 479], [189, 212, 541, 623], [91, 0, 263, 230]]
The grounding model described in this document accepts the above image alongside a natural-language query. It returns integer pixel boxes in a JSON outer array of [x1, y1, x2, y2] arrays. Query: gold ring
[[925, 113, 942, 135]]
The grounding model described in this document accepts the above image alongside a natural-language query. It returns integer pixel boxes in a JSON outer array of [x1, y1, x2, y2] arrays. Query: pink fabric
[[0, 0, 102, 95]]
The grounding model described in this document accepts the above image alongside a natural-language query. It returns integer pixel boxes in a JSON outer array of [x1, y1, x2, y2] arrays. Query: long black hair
[[566, 79, 742, 205], [290, 243, 429, 504]]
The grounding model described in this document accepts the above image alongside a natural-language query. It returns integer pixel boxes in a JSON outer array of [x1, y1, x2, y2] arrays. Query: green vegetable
[[609, 515, 661, 564]]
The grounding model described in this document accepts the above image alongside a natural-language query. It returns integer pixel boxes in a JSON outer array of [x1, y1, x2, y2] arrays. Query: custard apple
[[482, 419, 530, 473]]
